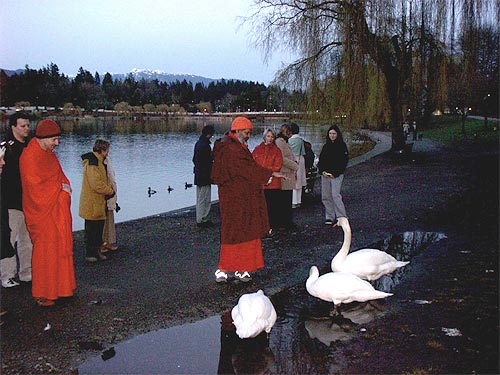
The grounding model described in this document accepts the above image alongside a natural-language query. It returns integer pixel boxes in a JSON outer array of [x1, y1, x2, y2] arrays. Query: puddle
[[79, 231, 445, 374]]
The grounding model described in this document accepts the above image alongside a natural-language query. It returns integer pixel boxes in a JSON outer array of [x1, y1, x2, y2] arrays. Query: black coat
[[192, 135, 213, 186], [318, 140, 349, 177]]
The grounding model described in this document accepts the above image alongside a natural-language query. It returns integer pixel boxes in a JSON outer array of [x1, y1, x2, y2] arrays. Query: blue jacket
[[192, 135, 213, 186]]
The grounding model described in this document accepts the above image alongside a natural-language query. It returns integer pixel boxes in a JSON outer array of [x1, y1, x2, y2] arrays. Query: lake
[[1, 116, 328, 231]]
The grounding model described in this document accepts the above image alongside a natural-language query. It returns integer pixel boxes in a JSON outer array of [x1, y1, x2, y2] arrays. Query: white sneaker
[[2, 278, 20, 288], [214, 269, 228, 283], [234, 271, 252, 282]]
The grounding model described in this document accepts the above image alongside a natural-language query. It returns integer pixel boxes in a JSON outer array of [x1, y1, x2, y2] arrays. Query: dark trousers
[[264, 189, 282, 229], [274, 190, 294, 229], [84, 219, 105, 257]]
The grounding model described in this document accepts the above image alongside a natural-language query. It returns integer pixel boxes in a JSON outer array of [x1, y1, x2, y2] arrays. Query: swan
[[331, 217, 409, 281], [306, 266, 392, 310], [231, 290, 277, 339]]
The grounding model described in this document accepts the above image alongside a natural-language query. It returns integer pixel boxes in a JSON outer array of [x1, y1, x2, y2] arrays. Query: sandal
[[35, 298, 55, 307]]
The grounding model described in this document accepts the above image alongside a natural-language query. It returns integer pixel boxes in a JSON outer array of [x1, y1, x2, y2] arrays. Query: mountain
[[110, 68, 219, 86], [1, 67, 223, 86], [1, 68, 24, 77]]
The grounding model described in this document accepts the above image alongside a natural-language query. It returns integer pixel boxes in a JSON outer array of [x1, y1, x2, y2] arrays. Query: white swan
[[231, 290, 277, 339], [306, 266, 392, 308], [331, 217, 409, 281]]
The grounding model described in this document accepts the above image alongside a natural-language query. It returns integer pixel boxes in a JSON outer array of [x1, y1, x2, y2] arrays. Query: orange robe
[[20, 139, 76, 300]]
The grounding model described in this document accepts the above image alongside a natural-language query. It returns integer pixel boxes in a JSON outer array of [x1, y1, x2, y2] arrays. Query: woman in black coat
[[317, 125, 349, 225]]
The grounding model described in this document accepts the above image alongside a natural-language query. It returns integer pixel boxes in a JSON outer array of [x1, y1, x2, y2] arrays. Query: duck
[[331, 217, 409, 281], [147, 187, 157, 195], [306, 266, 392, 312], [185, 182, 193, 189], [231, 290, 277, 339], [167, 185, 174, 193]]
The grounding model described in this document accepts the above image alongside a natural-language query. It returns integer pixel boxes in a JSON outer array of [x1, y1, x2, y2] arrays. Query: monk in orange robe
[[19, 120, 76, 307]]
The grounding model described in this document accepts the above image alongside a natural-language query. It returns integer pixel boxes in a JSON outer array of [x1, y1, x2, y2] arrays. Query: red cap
[[231, 117, 253, 131], [35, 119, 61, 139]]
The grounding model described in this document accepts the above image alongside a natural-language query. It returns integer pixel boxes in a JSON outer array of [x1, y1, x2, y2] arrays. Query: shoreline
[[1, 134, 498, 374]]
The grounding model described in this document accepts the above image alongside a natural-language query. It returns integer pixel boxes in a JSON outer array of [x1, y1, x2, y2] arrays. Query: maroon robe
[[212, 132, 273, 271]]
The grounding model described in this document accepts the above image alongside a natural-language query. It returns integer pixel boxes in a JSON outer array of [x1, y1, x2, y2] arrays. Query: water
[[2, 117, 328, 231], [78, 231, 446, 374]]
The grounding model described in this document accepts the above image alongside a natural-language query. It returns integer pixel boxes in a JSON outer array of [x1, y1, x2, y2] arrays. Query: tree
[[248, 0, 497, 150]]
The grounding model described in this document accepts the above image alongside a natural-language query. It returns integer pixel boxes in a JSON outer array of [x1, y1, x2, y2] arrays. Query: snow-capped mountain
[[111, 68, 219, 86], [0, 67, 222, 86]]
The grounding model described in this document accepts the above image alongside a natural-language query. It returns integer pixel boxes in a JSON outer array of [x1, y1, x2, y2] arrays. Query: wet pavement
[[78, 231, 447, 374], [1, 134, 498, 374]]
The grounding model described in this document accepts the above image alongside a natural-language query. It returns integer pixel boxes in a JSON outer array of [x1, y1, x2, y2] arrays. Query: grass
[[421, 115, 499, 145]]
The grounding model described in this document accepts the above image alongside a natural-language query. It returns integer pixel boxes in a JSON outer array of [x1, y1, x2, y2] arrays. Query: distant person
[[192, 125, 215, 228], [211, 117, 286, 283], [79, 139, 115, 263], [412, 121, 417, 141], [288, 123, 307, 208], [0, 112, 33, 287], [0, 141, 17, 288], [318, 125, 349, 226], [101, 155, 119, 252], [275, 124, 299, 231], [252, 128, 283, 235], [19, 119, 76, 307], [402, 120, 410, 141]]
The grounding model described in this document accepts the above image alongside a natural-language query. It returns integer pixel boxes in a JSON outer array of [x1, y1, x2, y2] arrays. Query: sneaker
[[234, 271, 252, 282], [19, 275, 32, 282], [97, 252, 109, 261], [1, 278, 20, 288], [215, 269, 228, 283], [325, 219, 334, 225]]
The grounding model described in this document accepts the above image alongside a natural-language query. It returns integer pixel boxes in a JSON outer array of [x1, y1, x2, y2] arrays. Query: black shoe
[[197, 221, 214, 228]]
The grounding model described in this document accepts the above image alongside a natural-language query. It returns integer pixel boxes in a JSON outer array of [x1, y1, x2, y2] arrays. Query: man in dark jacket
[[192, 125, 215, 227], [0, 112, 33, 287]]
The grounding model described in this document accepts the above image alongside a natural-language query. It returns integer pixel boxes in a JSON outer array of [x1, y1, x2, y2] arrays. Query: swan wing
[[340, 249, 409, 280]]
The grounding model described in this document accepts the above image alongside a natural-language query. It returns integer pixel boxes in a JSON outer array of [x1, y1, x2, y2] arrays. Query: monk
[[211, 117, 286, 283], [20, 119, 76, 307]]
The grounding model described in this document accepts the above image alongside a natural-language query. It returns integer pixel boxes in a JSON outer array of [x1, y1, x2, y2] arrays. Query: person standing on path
[[101, 155, 119, 252], [0, 112, 33, 287], [318, 125, 349, 226], [211, 117, 286, 283], [192, 125, 215, 228], [275, 124, 299, 231], [0, 141, 17, 289], [19, 119, 76, 307], [79, 139, 115, 263], [288, 123, 307, 208], [252, 128, 283, 235]]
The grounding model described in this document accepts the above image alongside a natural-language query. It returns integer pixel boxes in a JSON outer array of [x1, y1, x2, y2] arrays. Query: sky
[[0, 0, 295, 84]]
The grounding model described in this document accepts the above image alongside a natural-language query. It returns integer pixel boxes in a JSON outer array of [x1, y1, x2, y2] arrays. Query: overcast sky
[[1, 0, 294, 84]]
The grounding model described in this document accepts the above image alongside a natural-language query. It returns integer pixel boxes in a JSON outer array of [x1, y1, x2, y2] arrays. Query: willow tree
[[247, 0, 495, 150]]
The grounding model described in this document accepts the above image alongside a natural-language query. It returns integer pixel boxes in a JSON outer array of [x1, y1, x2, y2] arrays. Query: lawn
[[422, 115, 499, 145]]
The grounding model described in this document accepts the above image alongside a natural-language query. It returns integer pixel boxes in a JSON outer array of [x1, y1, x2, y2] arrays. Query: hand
[[272, 171, 288, 180], [322, 172, 334, 178], [62, 183, 72, 193]]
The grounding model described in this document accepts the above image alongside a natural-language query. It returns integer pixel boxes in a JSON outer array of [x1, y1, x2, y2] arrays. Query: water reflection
[[78, 231, 445, 374], [304, 300, 387, 345]]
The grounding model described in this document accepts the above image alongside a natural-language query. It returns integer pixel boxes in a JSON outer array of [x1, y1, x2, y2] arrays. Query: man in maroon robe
[[211, 117, 286, 283]]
